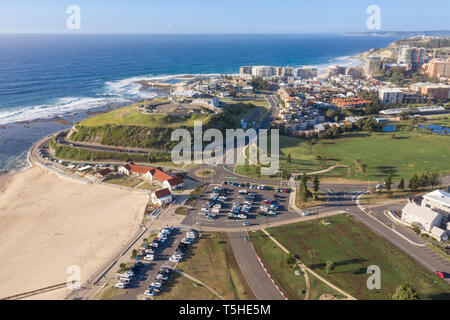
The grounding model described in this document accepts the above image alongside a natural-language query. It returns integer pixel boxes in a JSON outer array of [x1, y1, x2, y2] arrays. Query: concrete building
[[427, 59, 450, 78], [378, 88, 405, 104], [251, 66, 275, 78], [297, 67, 318, 79], [397, 46, 425, 69], [365, 56, 382, 76], [422, 189, 450, 218], [401, 202, 442, 232], [419, 83, 450, 101]]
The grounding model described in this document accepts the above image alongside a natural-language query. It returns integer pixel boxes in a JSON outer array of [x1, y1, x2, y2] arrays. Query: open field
[[79, 105, 211, 128], [265, 215, 450, 300], [279, 131, 450, 181], [0, 167, 147, 299], [153, 272, 217, 300], [175, 232, 256, 300], [249, 230, 306, 300], [104, 177, 142, 188], [307, 271, 347, 300]]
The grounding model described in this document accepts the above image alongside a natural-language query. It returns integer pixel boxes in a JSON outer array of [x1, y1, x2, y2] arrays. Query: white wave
[[0, 96, 130, 126]]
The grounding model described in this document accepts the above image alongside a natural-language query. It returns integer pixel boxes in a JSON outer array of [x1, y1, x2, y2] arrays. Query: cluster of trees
[[310, 118, 382, 140], [250, 77, 271, 91], [375, 67, 431, 86], [297, 173, 320, 202], [392, 282, 420, 300], [408, 170, 440, 191]]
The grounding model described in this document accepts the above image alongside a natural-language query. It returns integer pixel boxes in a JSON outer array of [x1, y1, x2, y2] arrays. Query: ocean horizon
[[0, 33, 399, 171]]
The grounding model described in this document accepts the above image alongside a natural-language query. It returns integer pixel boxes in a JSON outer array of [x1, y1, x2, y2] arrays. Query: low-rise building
[[422, 189, 450, 218], [151, 188, 172, 206], [401, 202, 442, 232]]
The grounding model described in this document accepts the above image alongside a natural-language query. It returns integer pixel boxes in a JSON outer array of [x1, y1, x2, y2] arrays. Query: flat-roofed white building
[[401, 202, 442, 232], [422, 189, 450, 217], [379, 88, 405, 104]]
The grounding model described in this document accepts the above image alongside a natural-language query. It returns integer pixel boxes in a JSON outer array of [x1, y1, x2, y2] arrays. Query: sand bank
[[0, 166, 148, 299]]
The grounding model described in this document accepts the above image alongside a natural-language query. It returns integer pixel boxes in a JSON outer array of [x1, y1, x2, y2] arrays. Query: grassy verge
[[135, 182, 158, 191], [176, 232, 256, 300], [306, 271, 346, 300], [295, 190, 328, 209], [175, 207, 189, 216], [153, 272, 217, 300], [104, 177, 141, 188], [249, 230, 306, 300], [265, 214, 449, 300], [93, 282, 126, 300]]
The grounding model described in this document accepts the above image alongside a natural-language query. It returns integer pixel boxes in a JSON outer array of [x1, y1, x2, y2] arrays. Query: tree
[[392, 283, 420, 300], [286, 254, 296, 269], [409, 174, 419, 191], [313, 175, 320, 200], [352, 159, 367, 176], [398, 178, 405, 190], [307, 249, 318, 268], [385, 172, 392, 191], [324, 261, 335, 275], [287, 153, 292, 163]]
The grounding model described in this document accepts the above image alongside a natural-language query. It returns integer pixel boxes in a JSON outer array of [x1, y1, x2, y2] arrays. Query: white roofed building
[[401, 202, 442, 232], [422, 189, 450, 218]]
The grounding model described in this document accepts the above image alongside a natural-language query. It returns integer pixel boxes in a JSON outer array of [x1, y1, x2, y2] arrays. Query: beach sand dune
[[0, 167, 147, 299]]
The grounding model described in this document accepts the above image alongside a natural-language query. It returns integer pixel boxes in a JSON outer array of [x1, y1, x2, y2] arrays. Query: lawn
[[104, 177, 141, 188], [153, 272, 218, 300], [135, 182, 158, 191], [249, 230, 307, 300], [79, 105, 212, 128], [175, 207, 189, 215], [176, 232, 256, 300], [265, 214, 450, 300], [279, 131, 450, 181], [93, 282, 126, 300], [306, 271, 347, 300]]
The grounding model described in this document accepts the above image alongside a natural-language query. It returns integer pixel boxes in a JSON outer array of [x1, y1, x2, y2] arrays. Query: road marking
[[178, 224, 193, 231]]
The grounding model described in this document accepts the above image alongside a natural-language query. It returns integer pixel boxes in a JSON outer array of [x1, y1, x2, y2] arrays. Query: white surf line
[[355, 193, 426, 247]]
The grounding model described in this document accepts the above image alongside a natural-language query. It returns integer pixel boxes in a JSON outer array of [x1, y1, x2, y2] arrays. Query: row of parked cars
[[228, 190, 257, 220], [144, 229, 198, 297], [114, 262, 145, 289], [201, 187, 230, 219], [143, 226, 174, 261], [223, 181, 268, 190]]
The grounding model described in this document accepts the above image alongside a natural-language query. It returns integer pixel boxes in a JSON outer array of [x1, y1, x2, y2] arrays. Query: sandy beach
[[0, 166, 148, 299]]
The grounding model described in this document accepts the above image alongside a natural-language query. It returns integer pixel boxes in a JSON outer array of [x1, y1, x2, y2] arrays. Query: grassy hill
[[70, 99, 268, 150]]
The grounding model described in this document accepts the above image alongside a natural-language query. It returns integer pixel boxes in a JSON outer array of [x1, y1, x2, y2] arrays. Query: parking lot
[[111, 227, 199, 300], [184, 181, 293, 229]]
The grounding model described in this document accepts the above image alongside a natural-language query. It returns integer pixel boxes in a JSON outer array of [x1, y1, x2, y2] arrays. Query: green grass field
[[265, 214, 449, 300], [176, 233, 256, 300], [79, 105, 211, 128], [250, 230, 307, 300], [279, 131, 450, 181]]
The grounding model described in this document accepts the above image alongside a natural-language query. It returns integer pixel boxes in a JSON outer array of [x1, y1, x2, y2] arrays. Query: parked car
[[144, 254, 155, 261], [144, 288, 155, 296], [435, 271, 446, 278], [115, 281, 128, 289]]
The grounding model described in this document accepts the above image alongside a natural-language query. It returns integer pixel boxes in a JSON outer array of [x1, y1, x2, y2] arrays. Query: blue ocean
[[0, 34, 399, 171]]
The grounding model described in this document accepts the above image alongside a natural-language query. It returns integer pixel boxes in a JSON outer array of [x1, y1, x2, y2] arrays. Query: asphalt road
[[227, 231, 284, 300]]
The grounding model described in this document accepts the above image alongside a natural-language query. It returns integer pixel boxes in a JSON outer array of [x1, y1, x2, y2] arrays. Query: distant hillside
[[343, 30, 450, 37]]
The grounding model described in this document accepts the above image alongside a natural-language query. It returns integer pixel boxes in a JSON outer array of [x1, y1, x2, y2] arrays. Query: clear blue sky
[[1, 0, 449, 33]]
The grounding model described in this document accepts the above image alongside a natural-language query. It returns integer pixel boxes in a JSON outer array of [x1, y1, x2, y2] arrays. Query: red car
[[435, 271, 446, 279]]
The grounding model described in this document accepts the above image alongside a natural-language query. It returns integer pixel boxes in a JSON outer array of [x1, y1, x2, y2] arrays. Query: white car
[[145, 248, 155, 254], [151, 281, 162, 288], [156, 274, 168, 281], [144, 254, 155, 261], [115, 282, 127, 289], [186, 232, 196, 239], [144, 289, 155, 296], [169, 256, 180, 263]]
